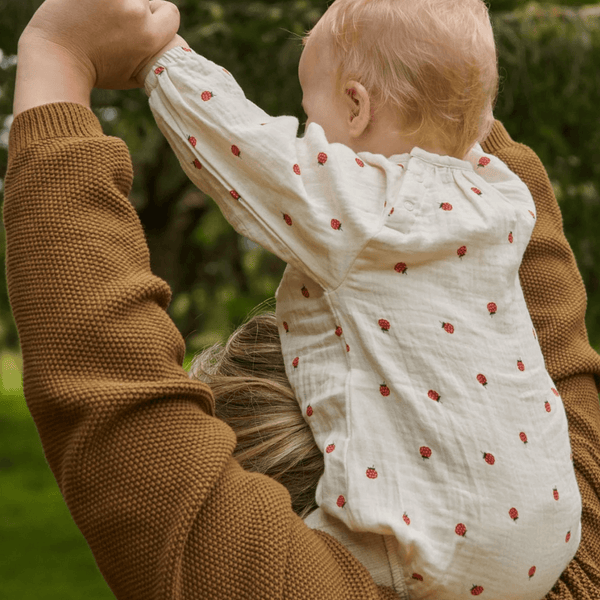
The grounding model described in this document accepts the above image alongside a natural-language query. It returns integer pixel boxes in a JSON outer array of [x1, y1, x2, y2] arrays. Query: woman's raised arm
[[5, 1, 405, 593]]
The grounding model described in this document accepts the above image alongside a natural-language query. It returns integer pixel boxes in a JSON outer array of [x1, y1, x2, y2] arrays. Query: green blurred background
[[1, 0, 600, 597]]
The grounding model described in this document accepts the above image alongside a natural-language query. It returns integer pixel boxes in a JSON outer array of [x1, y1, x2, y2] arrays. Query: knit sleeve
[[4, 102, 401, 600], [483, 120, 600, 599], [144, 47, 388, 290]]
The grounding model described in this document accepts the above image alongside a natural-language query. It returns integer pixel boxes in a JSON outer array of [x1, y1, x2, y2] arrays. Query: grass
[[0, 351, 116, 599]]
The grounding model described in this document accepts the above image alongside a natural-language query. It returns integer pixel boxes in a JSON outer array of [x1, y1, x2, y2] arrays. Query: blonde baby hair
[[304, 0, 500, 159], [189, 304, 323, 519]]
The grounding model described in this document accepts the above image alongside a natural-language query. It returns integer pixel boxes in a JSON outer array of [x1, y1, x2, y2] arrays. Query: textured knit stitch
[[4, 101, 600, 600], [142, 47, 582, 600]]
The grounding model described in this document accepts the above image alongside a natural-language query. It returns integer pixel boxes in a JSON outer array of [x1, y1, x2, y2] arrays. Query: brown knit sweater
[[4, 102, 600, 600]]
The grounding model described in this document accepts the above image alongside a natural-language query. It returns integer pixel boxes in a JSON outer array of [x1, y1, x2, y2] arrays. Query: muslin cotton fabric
[[143, 47, 581, 599]]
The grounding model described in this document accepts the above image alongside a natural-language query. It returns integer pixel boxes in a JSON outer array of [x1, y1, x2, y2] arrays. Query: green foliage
[[0, 390, 117, 599], [1, 0, 600, 359], [0, 3, 599, 598]]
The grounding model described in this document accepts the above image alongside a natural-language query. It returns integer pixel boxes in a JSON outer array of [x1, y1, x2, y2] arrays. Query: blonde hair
[[188, 303, 323, 519], [305, 0, 500, 159]]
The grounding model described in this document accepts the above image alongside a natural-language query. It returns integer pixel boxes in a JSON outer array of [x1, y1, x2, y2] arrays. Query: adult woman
[[6, 0, 600, 598]]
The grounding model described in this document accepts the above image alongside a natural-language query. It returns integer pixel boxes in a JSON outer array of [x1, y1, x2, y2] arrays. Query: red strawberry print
[[230, 190, 240, 200], [509, 507, 519, 521], [428, 390, 441, 402], [346, 344, 350, 352], [441, 322, 455, 334], [487, 302, 497, 316], [154, 66, 165, 75], [283, 213, 293, 226], [519, 432, 528, 444], [457, 245, 467, 259], [293, 164, 301, 175], [528, 566, 536, 579], [366, 466, 378, 479], [552, 387, 559, 396], [317, 152, 328, 166], [201, 91, 214, 101], [477, 156, 491, 168], [306, 404, 313, 417], [336, 495, 346, 508], [477, 374, 488, 387], [378, 319, 391, 332], [517, 359, 525, 371], [508, 231, 514, 244], [420, 446, 432, 460], [283, 321, 289, 333], [471, 187, 482, 196], [326, 443, 335, 453], [566, 530, 571, 543], [398, 163, 405, 169], [183, 48, 192, 52], [356, 158, 365, 167], [331, 219, 343, 230], [529, 210, 536, 219], [482, 452, 495, 465], [403, 512, 411, 525], [412, 573, 423, 582], [553, 487, 559, 501], [335, 326, 343, 337], [394, 262, 408, 274], [470, 585, 484, 596], [231, 145, 241, 158], [292, 357, 299, 369], [188, 135, 197, 148], [193, 158, 202, 170], [301, 285, 309, 298], [388, 207, 395, 217], [545, 400, 551, 413], [455, 523, 467, 537], [440, 202, 453, 211], [380, 382, 390, 397]]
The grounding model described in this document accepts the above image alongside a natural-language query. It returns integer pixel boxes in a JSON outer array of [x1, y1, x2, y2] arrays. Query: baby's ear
[[344, 80, 371, 137]]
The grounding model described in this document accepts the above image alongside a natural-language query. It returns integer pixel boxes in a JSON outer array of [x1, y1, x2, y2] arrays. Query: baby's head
[[299, 0, 499, 159]]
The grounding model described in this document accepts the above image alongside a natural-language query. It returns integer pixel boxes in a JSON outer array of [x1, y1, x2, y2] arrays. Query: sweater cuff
[[8, 102, 104, 156]]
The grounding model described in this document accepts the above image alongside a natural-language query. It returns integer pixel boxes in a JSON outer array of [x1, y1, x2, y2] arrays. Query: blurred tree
[[1, 0, 599, 356]]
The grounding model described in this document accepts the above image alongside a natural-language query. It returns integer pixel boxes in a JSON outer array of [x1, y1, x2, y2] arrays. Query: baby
[[140, 0, 581, 597]]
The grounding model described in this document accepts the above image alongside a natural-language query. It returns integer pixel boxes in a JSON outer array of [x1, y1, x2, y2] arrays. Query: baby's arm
[[134, 33, 188, 86], [142, 45, 387, 291]]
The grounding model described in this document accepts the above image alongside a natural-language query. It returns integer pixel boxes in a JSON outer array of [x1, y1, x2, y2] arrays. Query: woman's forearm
[[13, 35, 94, 117]]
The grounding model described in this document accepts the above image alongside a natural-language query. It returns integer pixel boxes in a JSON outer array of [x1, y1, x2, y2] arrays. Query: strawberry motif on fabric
[[145, 50, 580, 599]]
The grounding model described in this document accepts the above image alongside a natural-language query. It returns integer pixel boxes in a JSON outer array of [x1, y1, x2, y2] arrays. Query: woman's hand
[[16, 0, 180, 98]]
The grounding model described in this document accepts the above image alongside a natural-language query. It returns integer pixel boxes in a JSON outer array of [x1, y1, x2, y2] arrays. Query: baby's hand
[[134, 34, 190, 87], [19, 0, 182, 90]]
